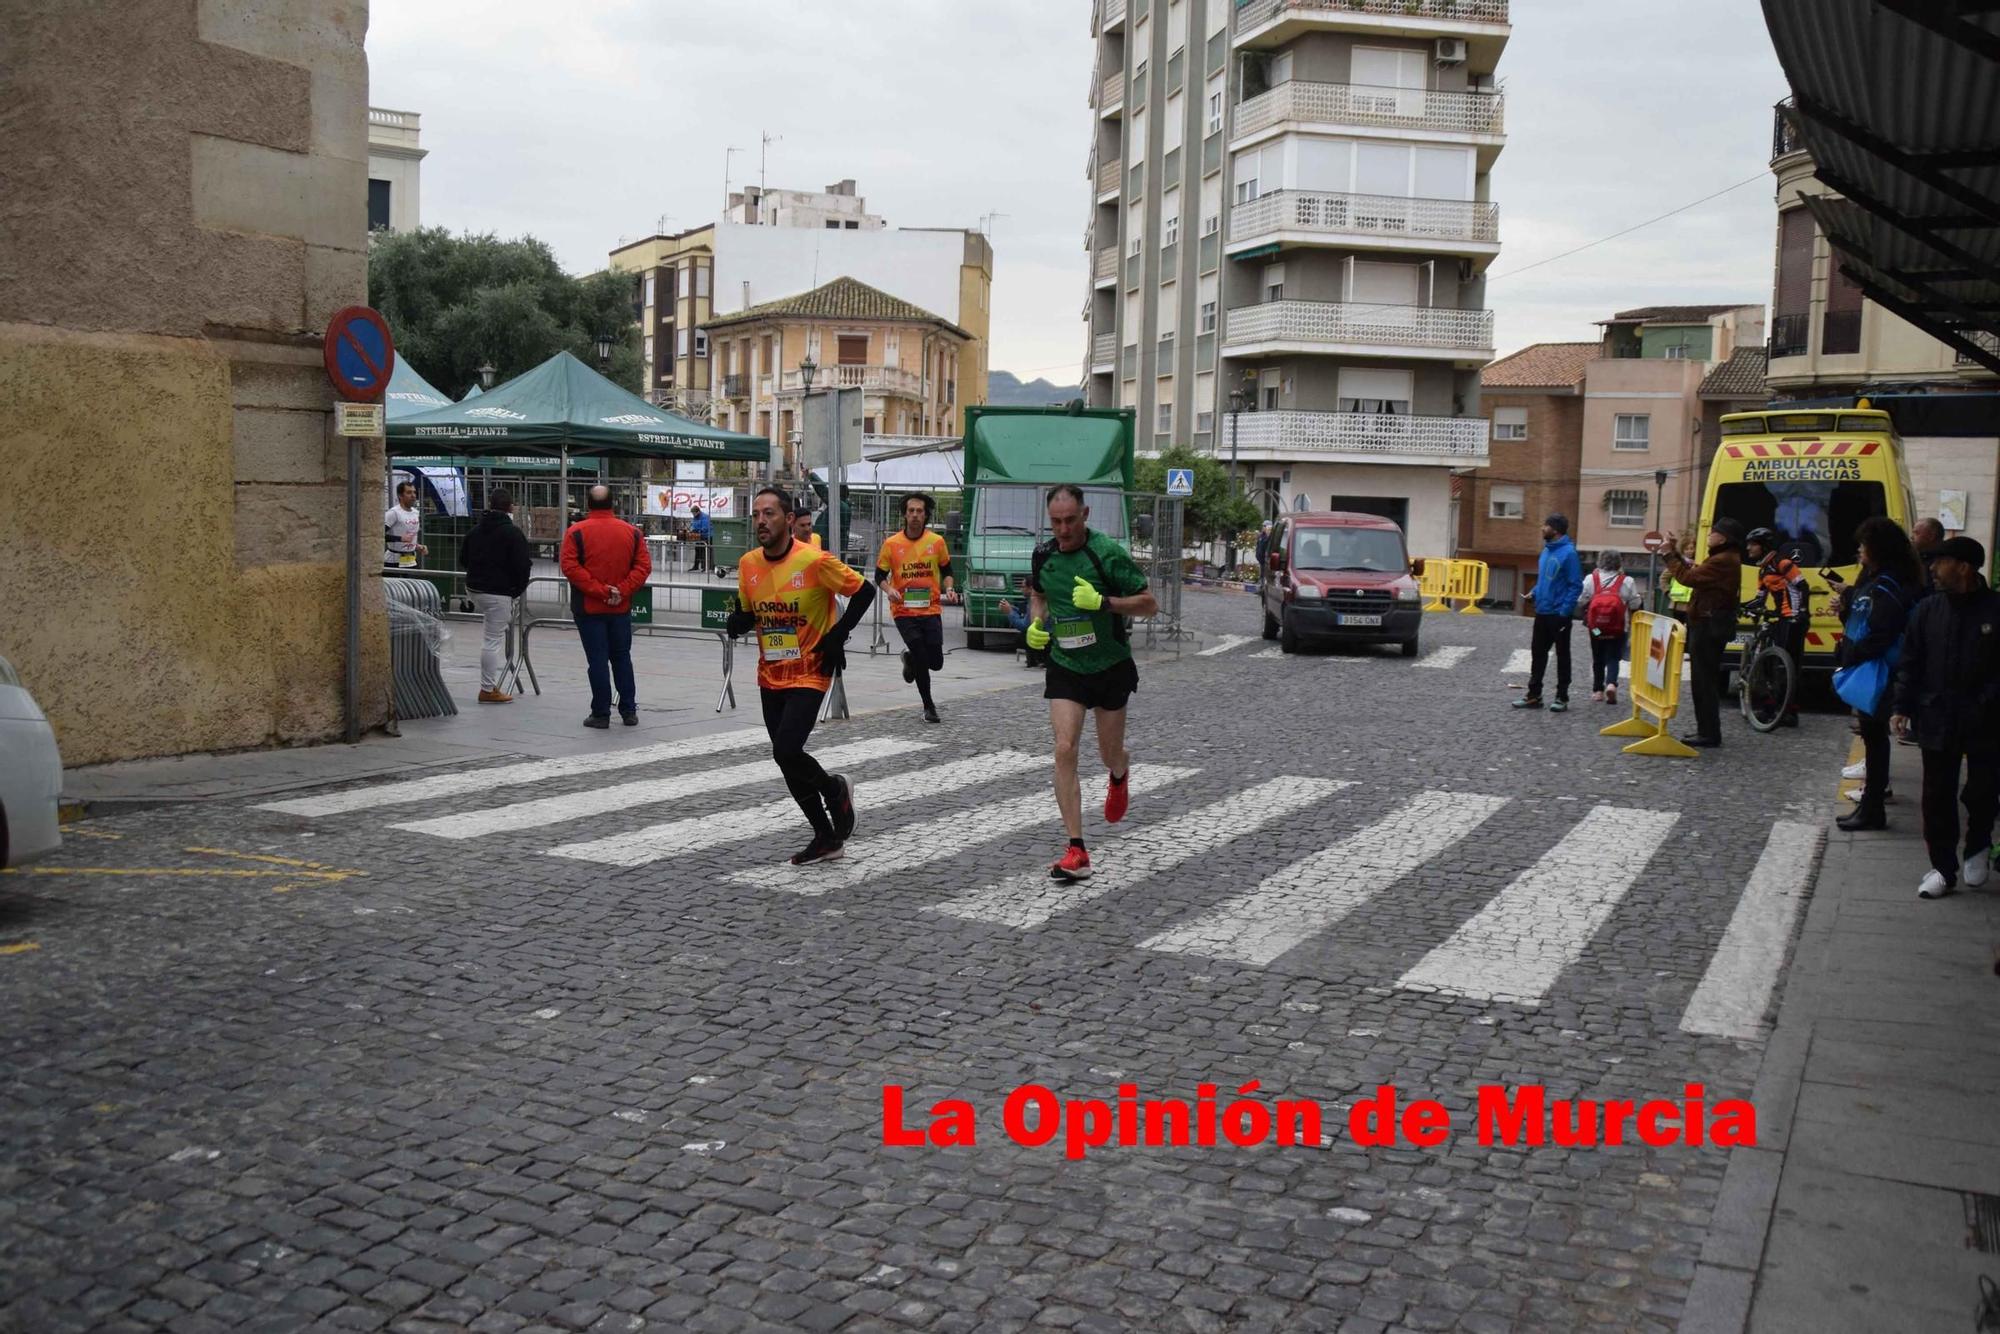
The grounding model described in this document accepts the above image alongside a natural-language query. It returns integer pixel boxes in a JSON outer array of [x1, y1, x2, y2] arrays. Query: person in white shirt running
[[384, 480, 428, 568]]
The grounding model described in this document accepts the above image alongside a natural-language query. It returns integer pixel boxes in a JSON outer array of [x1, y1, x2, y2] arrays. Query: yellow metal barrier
[[1600, 611, 1696, 758], [1418, 558, 1452, 611], [1446, 559, 1488, 614]]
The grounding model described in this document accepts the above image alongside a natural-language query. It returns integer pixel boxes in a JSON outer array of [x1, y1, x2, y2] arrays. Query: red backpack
[[1584, 573, 1629, 636]]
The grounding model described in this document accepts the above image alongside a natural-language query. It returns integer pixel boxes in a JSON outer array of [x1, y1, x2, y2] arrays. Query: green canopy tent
[[382, 356, 455, 420]]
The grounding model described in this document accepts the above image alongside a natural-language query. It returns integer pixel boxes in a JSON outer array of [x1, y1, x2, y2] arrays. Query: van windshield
[[974, 485, 1127, 538], [1712, 479, 1887, 566], [1292, 526, 1406, 571]]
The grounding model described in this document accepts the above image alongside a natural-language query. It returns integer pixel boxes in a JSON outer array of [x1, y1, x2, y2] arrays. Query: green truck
[[958, 404, 1138, 650]]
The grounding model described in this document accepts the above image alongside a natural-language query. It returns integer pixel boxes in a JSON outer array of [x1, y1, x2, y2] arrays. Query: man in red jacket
[[559, 485, 653, 728]]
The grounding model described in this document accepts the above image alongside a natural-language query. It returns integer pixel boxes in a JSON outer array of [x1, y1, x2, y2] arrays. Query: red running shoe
[[1050, 844, 1092, 882], [1104, 770, 1130, 824]]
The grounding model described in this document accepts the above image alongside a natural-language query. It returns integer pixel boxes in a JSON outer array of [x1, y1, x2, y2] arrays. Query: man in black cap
[[1660, 517, 1745, 748], [1891, 535, 2000, 899]]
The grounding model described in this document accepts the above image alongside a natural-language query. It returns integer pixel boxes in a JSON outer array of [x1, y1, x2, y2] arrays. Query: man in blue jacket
[[1514, 512, 1584, 712]]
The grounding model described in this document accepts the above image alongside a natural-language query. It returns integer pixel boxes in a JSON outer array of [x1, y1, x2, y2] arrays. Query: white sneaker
[[1917, 869, 1955, 900], [1964, 855, 1991, 889], [1841, 760, 1866, 780]]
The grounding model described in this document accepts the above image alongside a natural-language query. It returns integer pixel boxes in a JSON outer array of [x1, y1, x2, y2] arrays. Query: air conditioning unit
[[1435, 38, 1468, 65]]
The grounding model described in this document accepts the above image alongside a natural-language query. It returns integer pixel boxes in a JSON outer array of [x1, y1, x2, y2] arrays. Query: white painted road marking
[[1679, 820, 1824, 1041], [545, 750, 1045, 866], [1197, 635, 1256, 657], [1250, 648, 1284, 660], [932, 776, 1351, 930], [1395, 805, 1681, 1004], [258, 730, 773, 817], [392, 738, 929, 840], [733, 767, 1199, 896], [1416, 646, 1476, 671], [1503, 649, 1534, 675], [1140, 790, 1510, 967]]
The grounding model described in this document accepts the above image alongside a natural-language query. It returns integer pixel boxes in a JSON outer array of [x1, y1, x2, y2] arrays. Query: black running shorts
[[1043, 656, 1140, 712]]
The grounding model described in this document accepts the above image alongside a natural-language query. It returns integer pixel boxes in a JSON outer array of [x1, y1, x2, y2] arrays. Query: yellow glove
[[1024, 619, 1051, 650], [1071, 575, 1104, 612]]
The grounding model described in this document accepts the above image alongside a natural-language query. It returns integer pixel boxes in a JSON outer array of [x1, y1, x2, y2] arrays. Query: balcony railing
[[721, 373, 748, 398], [778, 364, 924, 397], [1092, 332, 1118, 369], [1954, 330, 1999, 367], [1236, 0, 1509, 33], [1769, 312, 1810, 360], [1230, 410, 1490, 462], [1095, 246, 1119, 284], [1230, 189, 1500, 247], [1234, 81, 1504, 141], [1099, 69, 1125, 111], [1771, 97, 1804, 163], [1097, 157, 1122, 195], [1223, 300, 1494, 353], [1100, 0, 1127, 30]]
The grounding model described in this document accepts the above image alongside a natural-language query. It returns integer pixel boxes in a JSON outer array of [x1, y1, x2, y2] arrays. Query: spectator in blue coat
[[1514, 513, 1584, 712], [688, 503, 714, 573]]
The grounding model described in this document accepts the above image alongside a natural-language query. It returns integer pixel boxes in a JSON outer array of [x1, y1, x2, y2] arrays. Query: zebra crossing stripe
[[544, 750, 1046, 866], [1416, 646, 1475, 670], [1138, 790, 1509, 967], [1503, 649, 1534, 674], [731, 767, 1199, 897], [1394, 805, 1681, 1004], [1250, 648, 1284, 659], [1678, 821, 1823, 1041], [1197, 635, 1256, 657], [391, 738, 930, 840], [257, 730, 774, 817], [931, 776, 1351, 930]]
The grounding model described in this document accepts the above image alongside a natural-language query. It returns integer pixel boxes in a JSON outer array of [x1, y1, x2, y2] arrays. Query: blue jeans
[[575, 612, 636, 717]]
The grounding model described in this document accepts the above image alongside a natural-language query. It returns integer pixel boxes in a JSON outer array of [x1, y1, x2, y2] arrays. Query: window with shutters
[[1337, 367, 1412, 414], [1773, 209, 1814, 357], [837, 334, 868, 366], [1608, 495, 1647, 527], [1492, 406, 1527, 441], [1823, 260, 1864, 355], [1489, 484, 1524, 519]]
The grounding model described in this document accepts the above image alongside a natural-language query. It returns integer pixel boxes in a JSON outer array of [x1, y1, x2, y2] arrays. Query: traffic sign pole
[[322, 306, 396, 743]]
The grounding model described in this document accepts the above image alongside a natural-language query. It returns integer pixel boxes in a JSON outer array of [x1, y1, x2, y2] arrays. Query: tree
[[367, 227, 642, 397], [1136, 446, 1261, 555]]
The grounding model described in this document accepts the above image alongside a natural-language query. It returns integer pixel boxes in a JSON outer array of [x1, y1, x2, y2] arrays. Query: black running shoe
[[829, 774, 856, 842], [901, 651, 915, 684], [922, 704, 941, 724], [790, 835, 845, 866]]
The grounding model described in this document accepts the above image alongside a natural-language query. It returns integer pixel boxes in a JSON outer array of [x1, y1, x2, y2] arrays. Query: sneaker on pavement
[[1104, 770, 1130, 824], [790, 835, 845, 866], [1605, 685, 1618, 705], [1965, 854, 1992, 889], [621, 711, 639, 727], [1512, 697, 1543, 710], [829, 774, 856, 842], [478, 689, 513, 704], [584, 714, 611, 730], [901, 651, 915, 684], [1843, 787, 1895, 803], [1841, 760, 1866, 780], [1549, 698, 1569, 713], [1050, 845, 1093, 882], [921, 704, 941, 724], [1917, 869, 1955, 899]]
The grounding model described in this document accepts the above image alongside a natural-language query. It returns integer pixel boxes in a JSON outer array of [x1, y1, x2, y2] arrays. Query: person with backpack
[[1745, 526, 1809, 728], [558, 485, 653, 729], [1834, 517, 1921, 831], [1574, 550, 1644, 705]]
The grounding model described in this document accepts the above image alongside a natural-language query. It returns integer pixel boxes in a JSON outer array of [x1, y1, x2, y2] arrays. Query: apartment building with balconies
[[608, 225, 718, 418], [1083, 0, 1508, 557]]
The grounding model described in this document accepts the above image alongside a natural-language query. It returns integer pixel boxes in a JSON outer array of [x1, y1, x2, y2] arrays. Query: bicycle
[[1736, 600, 1797, 733]]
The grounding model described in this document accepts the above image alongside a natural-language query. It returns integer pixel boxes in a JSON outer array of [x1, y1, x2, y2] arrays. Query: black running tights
[[762, 687, 834, 838]]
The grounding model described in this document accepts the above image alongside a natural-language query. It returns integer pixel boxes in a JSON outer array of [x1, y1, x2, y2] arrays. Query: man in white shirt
[[383, 480, 428, 567]]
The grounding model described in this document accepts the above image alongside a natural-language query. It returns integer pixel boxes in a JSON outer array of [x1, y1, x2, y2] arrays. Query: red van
[[1258, 511, 1425, 656]]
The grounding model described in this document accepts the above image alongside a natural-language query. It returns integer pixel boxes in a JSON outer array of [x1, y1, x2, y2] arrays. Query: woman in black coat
[[1834, 516, 1921, 832]]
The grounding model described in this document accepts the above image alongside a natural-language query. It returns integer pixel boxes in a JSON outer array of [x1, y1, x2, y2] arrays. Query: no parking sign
[[322, 305, 396, 403]]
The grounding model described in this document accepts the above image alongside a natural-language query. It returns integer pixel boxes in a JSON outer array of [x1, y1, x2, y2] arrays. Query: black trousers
[[1589, 634, 1627, 693], [1773, 618, 1806, 717], [761, 687, 835, 839], [1919, 746, 2000, 882], [895, 614, 944, 706], [1856, 708, 1892, 812], [1526, 614, 1572, 701], [1686, 615, 1731, 742]]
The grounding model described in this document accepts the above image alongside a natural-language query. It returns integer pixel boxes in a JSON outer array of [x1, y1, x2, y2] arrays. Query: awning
[[386, 350, 771, 462], [1603, 489, 1648, 503], [1763, 1, 2000, 374], [382, 357, 455, 420]]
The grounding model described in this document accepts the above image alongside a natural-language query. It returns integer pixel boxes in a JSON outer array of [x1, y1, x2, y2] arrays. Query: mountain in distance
[[986, 370, 1080, 406]]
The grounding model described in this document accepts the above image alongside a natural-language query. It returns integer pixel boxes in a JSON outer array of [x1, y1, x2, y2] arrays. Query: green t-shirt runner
[[1029, 529, 1149, 676]]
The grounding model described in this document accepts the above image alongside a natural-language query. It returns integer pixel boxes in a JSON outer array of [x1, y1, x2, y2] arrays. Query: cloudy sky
[[369, 0, 1789, 383]]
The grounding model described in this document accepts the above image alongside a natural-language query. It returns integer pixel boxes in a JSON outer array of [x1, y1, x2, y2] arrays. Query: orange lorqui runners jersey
[[875, 529, 951, 620], [737, 537, 866, 693]]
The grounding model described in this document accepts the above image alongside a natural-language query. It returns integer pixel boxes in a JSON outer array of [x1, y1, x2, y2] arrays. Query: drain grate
[[1964, 1190, 2000, 1254]]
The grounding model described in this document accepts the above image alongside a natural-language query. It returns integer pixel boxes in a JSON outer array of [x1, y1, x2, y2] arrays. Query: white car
[[0, 655, 63, 867]]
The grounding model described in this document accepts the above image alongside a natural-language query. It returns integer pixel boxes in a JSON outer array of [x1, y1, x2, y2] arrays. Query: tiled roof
[[1480, 342, 1597, 389], [1698, 346, 1769, 399], [702, 276, 967, 336], [1604, 304, 1753, 324]]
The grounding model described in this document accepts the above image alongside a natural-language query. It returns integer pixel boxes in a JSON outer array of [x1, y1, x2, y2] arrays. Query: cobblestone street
[[1, 592, 1838, 1333]]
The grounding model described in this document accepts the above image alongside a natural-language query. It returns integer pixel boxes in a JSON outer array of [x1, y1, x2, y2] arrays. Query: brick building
[[1454, 343, 1592, 610]]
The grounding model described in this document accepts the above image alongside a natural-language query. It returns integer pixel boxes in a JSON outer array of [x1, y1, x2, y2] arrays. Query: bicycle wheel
[[1741, 644, 1795, 732]]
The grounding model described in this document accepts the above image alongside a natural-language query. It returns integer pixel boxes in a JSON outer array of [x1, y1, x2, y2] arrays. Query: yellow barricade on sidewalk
[[1446, 559, 1488, 614], [1601, 611, 1697, 758], [1418, 558, 1452, 611]]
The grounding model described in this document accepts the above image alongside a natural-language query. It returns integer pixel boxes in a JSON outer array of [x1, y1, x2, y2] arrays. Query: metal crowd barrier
[[516, 575, 739, 713], [382, 576, 458, 720]]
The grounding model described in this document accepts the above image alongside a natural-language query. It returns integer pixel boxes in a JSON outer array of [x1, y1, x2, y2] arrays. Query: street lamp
[[594, 332, 614, 370], [476, 361, 497, 391], [798, 354, 818, 392], [1651, 466, 1670, 612]]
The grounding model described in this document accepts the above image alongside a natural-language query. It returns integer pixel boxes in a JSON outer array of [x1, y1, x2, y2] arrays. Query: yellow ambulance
[[1697, 405, 1915, 673]]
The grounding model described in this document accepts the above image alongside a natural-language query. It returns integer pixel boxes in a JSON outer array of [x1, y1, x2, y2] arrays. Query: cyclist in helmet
[[1744, 526, 1808, 728]]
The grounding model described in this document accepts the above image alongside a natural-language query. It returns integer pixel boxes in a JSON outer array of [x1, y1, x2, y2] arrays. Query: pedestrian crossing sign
[[1166, 468, 1194, 497]]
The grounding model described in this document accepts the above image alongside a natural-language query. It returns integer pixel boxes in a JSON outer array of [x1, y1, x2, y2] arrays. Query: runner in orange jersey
[[875, 492, 956, 724]]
